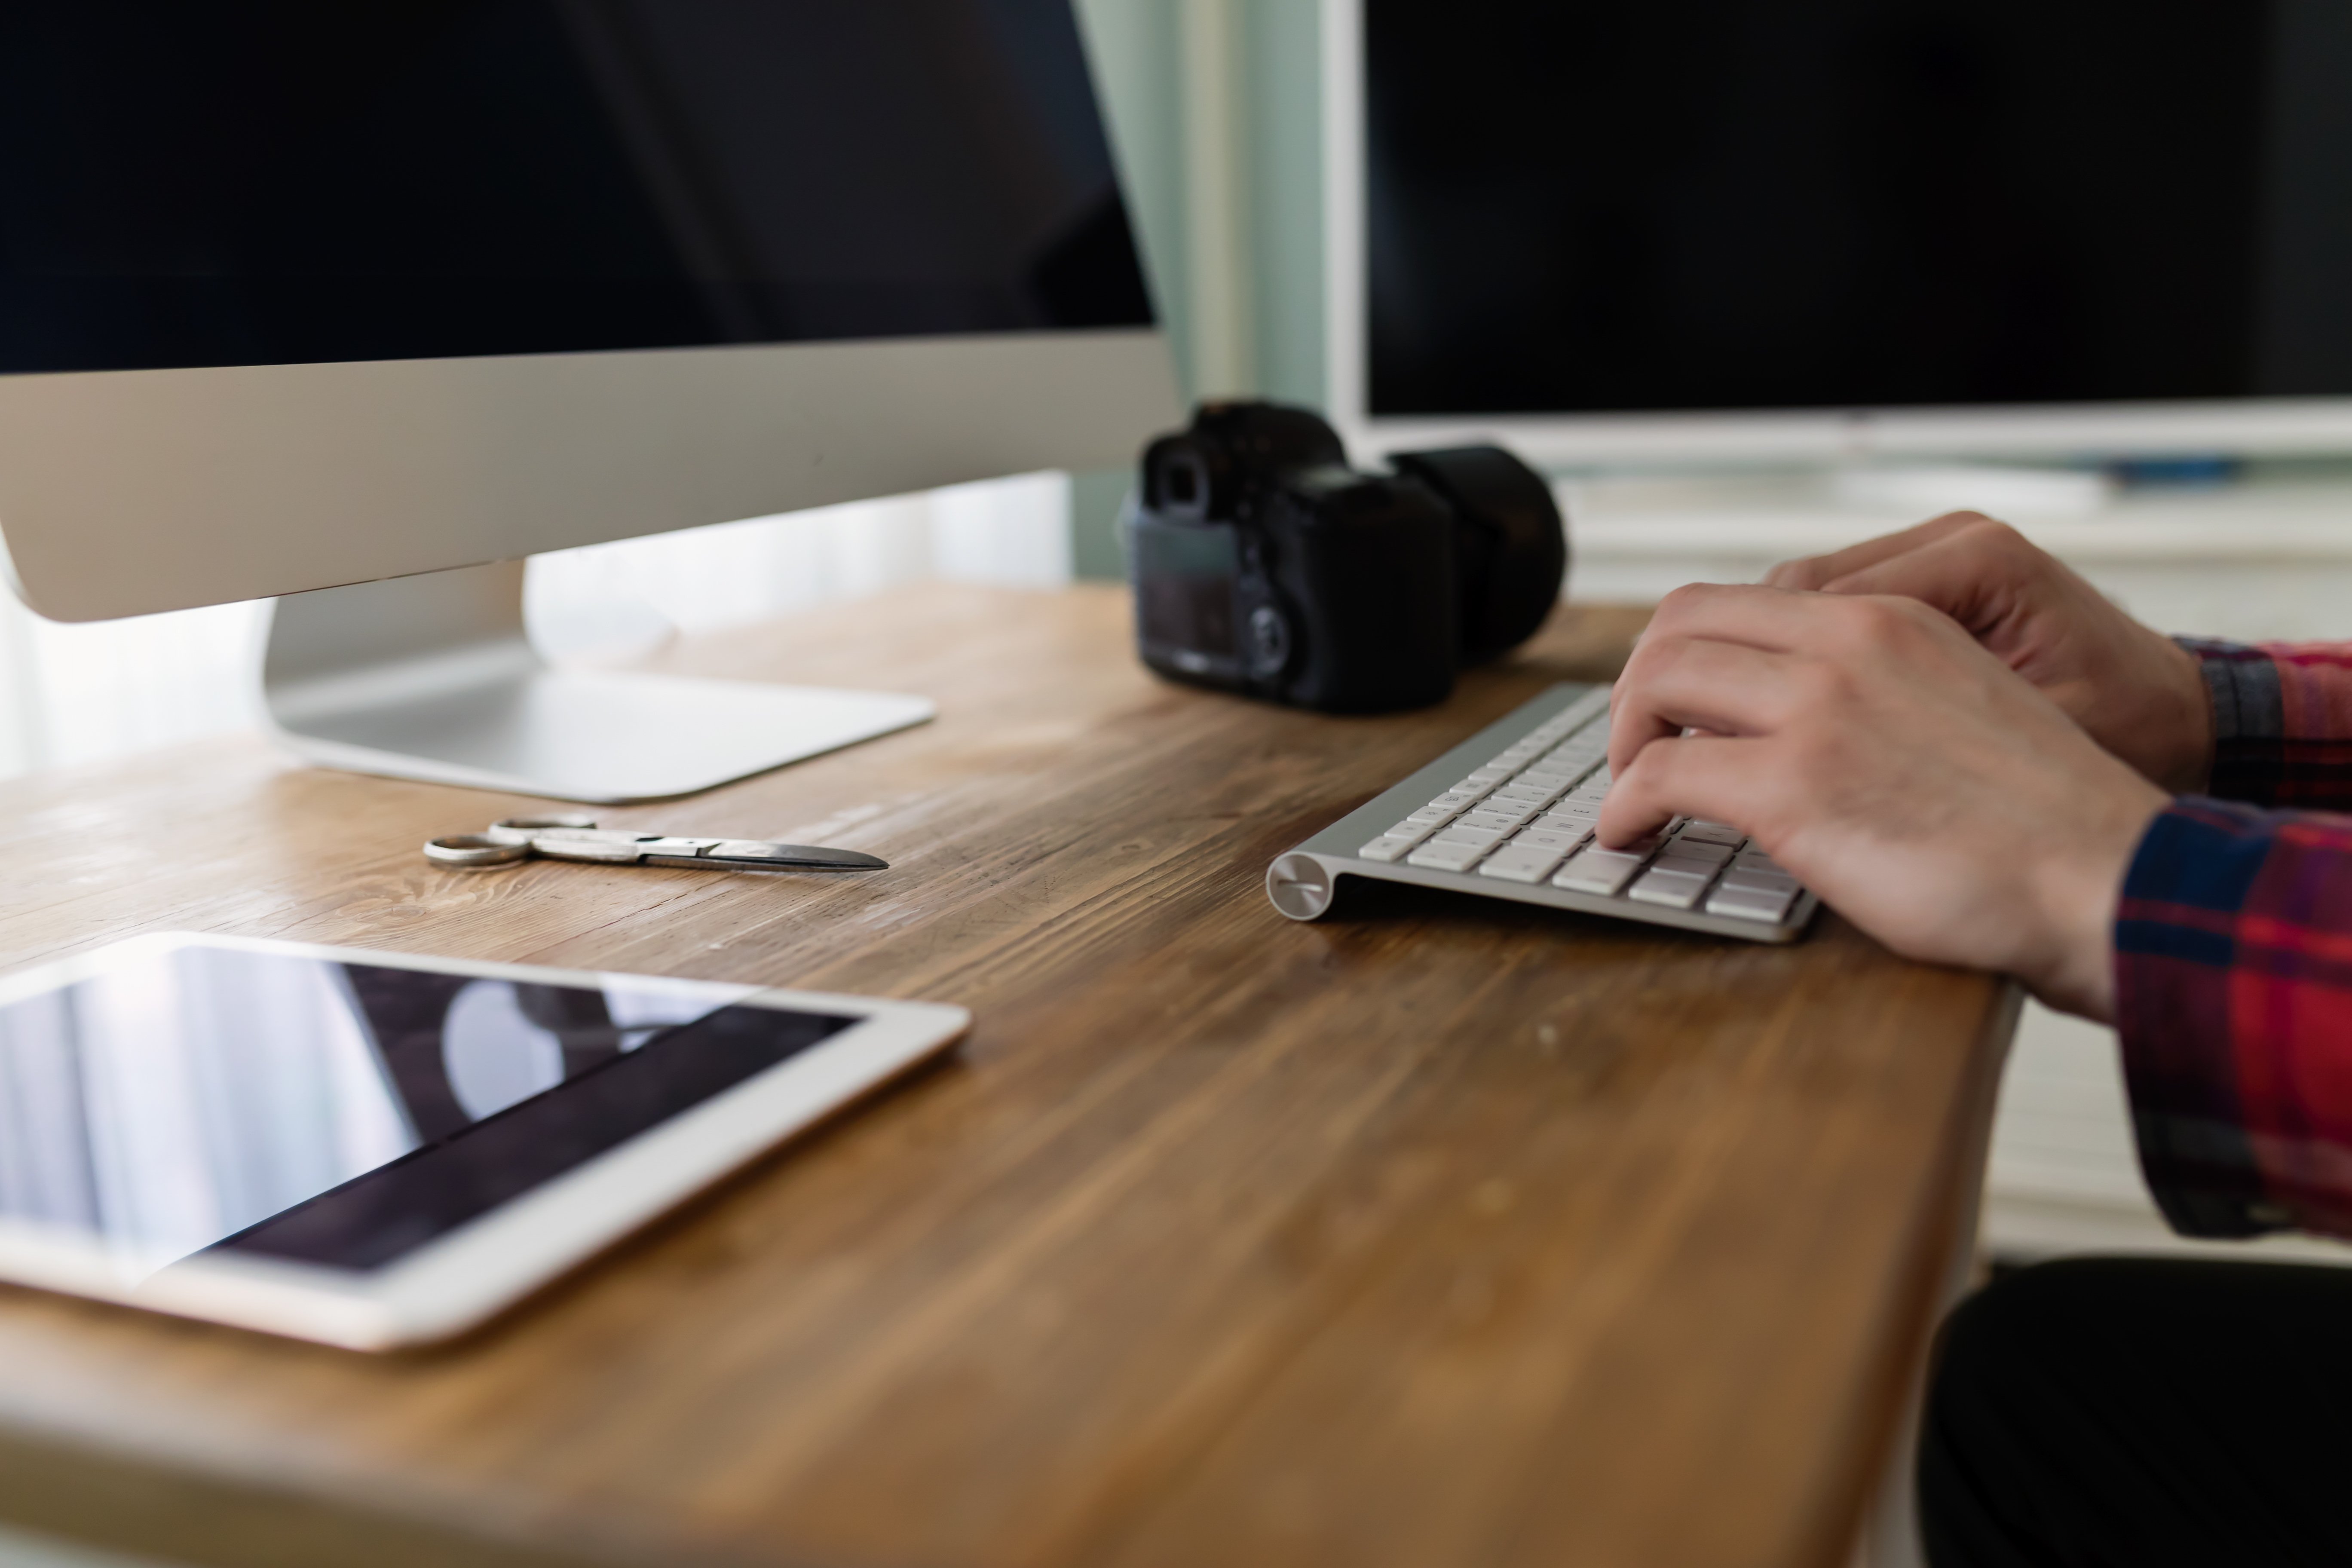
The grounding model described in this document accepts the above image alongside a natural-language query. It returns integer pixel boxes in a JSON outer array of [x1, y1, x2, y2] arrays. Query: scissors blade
[[506, 825, 886, 872], [647, 840, 888, 872]]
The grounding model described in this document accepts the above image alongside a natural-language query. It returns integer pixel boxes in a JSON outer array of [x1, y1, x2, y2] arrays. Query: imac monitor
[[1329, 0, 2352, 464], [0, 2, 1181, 801]]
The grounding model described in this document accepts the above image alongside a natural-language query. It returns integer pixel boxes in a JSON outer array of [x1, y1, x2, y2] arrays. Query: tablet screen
[[0, 943, 851, 1275]]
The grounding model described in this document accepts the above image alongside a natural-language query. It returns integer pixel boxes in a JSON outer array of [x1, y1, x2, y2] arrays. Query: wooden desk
[[0, 584, 2015, 1568]]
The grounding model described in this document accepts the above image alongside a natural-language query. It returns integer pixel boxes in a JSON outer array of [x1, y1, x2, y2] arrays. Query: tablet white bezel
[[0, 931, 970, 1349]]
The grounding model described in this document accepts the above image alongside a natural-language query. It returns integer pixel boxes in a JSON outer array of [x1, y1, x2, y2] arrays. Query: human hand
[[1602, 584, 2168, 1020], [1763, 513, 2211, 792]]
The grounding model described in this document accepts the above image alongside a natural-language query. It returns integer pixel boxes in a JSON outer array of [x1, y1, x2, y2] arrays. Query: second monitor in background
[[1331, 0, 2352, 467]]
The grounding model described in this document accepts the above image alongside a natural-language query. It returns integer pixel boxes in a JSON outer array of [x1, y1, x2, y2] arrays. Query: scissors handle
[[422, 833, 533, 869], [482, 815, 598, 846]]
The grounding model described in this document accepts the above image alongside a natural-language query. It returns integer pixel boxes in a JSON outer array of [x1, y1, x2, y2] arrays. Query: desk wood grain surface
[[0, 584, 2014, 1568]]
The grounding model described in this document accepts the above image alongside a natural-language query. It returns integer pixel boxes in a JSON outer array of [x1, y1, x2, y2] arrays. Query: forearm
[[2183, 638, 2352, 808], [2115, 799, 2352, 1239]]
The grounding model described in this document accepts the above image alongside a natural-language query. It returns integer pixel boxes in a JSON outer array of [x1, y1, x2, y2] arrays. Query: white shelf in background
[[1561, 469, 2352, 643]]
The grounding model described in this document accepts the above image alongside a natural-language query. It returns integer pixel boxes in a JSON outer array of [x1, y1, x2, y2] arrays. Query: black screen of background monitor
[[0, 943, 853, 1274], [1368, 0, 2352, 417], [0, 0, 1154, 375]]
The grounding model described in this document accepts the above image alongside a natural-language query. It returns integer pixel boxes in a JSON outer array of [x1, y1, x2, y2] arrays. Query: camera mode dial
[[1246, 603, 1292, 679]]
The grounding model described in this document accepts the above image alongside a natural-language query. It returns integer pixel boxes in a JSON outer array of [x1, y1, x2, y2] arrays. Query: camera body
[[1126, 402, 1567, 712]]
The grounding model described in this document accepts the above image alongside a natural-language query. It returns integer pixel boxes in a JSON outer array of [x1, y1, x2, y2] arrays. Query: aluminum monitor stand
[[262, 561, 932, 803]]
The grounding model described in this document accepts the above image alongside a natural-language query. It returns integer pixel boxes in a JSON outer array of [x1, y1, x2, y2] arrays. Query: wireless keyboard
[[1265, 683, 1820, 942]]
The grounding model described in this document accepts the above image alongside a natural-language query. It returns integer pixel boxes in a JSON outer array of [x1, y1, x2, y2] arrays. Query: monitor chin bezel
[[0, 327, 1180, 625]]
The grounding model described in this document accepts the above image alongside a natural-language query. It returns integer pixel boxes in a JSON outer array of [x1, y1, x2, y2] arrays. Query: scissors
[[424, 816, 887, 874]]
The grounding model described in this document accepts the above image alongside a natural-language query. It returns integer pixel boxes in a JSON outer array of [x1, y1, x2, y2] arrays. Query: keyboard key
[[1628, 867, 1712, 909], [1732, 848, 1785, 874], [1675, 822, 1744, 848], [1408, 839, 1491, 872], [1553, 847, 1648, 896], [1540, 802, 1599, 823], [1428, 791, 1482, 812], [1514, 824, 1591, 853], [1650, 859, 1725, 887], [1478, 841, 1569, 882], [1359, 836, 1415, 862], [1449, 778, 1499, 798], [1379, 818, 1437, 842], [1707, 882, 1797, 922], [1405, 805, 1458, 826], [1429, 823, 1508, 848], [1719, 867, 1800, 895], [1461, 808, 1530, 832], [1656, 839, 1733, 867]]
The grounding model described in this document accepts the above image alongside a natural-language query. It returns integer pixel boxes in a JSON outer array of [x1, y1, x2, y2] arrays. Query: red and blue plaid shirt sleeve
[[2178, 635, 2352, 806], [2115, 797, 2352, 1238], [2114, 643, 2352, 1238]]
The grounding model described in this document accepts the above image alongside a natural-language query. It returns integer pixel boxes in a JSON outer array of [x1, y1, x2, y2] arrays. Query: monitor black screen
[[1366, 0, 2352, 417], [0, 0, 1153, 375]]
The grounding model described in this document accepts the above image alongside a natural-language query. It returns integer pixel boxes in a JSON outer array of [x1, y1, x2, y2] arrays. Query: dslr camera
[[1126, 401, 1567, 712]]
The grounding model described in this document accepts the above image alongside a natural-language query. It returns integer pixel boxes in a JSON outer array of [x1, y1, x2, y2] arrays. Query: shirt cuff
[[2174, 638, 2285, 804], [2111, 797, 2294, 1237]]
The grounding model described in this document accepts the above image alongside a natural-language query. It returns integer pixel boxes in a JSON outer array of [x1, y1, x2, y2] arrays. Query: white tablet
[[0, 932, 968, 1349]]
